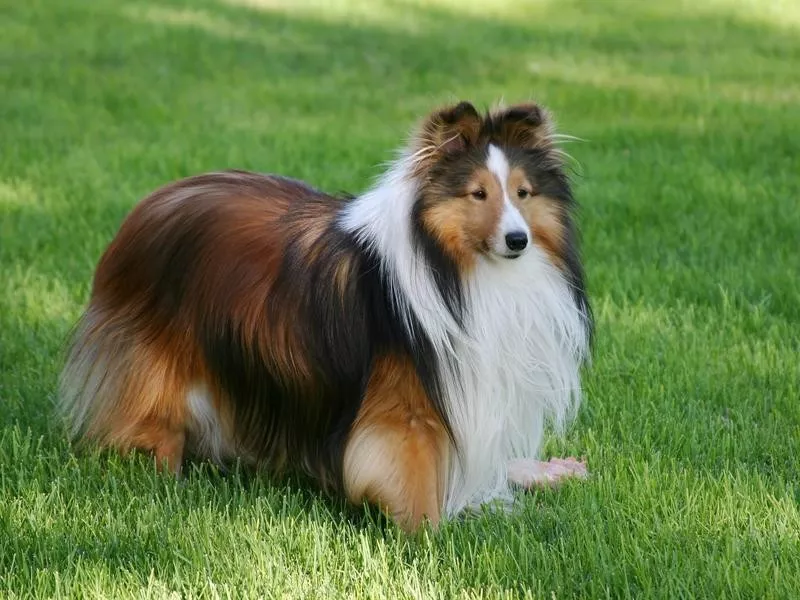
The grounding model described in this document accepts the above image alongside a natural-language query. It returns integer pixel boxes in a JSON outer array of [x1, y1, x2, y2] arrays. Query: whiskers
[[548, 132, 586, 174]]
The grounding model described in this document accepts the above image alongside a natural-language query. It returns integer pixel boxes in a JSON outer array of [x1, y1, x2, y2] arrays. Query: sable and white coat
[[60, 101, 592, 531]]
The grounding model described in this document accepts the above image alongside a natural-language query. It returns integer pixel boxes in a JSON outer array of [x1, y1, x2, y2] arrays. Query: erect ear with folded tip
[[493, 103, 553, 150], [412, 101, 483, 172]]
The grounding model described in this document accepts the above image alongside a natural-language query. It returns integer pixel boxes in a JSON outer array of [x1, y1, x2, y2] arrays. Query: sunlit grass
[[527, 56, 800, 106], [221, 0, 557, 23], [693, 0, 800, 29], [224, 0, 800, 32], [1, 0, 798, 597]]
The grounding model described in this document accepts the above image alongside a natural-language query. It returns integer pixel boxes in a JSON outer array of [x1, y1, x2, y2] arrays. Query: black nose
[[505, 231, 528, 252]]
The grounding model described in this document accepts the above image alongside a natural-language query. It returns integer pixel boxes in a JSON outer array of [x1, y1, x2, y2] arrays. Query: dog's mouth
[[482, 235, 532, 261], [483, 246, 525, 261], [481, 241, 526, 261]]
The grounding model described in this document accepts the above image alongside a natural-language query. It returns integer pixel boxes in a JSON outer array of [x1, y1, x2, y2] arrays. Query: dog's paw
[[507, 456, 588, 489]]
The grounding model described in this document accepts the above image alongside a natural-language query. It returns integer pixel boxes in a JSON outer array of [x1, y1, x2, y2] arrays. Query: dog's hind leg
[[61, 315, 190, 476]]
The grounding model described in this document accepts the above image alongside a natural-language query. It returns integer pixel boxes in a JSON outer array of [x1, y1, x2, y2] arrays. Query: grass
[[1, 0, 799, 597]]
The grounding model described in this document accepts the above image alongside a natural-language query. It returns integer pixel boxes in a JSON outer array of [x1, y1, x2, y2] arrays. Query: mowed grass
[[2, 0, 799, 597]]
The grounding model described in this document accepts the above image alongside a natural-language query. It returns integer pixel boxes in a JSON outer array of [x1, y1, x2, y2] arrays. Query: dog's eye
[[471, 189, 487, 201], [517, 188, 531, 199]]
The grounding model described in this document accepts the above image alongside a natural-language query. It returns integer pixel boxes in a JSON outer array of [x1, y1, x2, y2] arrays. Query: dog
[[60, 101, 592, 531]]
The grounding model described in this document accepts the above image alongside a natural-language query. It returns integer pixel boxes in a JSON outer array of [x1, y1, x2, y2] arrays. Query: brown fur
[[523, 195, 567, 267], [419, 167, 505, 269], [507, 165, 567, 265], [62, 169, 451, 522], [411, 102, 483, 178], [342, 354, 448, 532], [62, 172, 350, 472], [489, 103, 553, 151]]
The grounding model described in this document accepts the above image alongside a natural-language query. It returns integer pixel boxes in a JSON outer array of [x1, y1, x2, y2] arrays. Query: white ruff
[[340, 152, 589, 517]]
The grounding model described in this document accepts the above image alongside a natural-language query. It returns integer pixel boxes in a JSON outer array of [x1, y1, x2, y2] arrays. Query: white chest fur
[[340, 156, 589, 517], [441, 249, 588, 515]]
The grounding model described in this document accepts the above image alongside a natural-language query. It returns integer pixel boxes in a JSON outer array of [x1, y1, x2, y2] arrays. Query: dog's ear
[[492, 103, 553, 150], [411, 102, 482, 171]]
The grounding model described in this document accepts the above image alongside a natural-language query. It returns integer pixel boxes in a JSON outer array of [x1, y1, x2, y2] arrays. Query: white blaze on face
[[486, 144, 531, 258]]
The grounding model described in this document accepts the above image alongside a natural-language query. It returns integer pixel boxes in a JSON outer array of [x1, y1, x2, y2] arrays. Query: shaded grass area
[[1, 0, 798, 597]]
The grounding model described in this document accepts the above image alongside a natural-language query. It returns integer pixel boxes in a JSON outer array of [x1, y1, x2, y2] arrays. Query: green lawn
[[2, 0, 799, 597]]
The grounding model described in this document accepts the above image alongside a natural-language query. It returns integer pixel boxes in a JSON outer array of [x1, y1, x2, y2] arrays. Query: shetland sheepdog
[[60, 101, 593, 531]]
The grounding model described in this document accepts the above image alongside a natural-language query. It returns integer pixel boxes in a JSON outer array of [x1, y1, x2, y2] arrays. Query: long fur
[[341, 133, 590, 513], [59, 100, 592, 530]]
